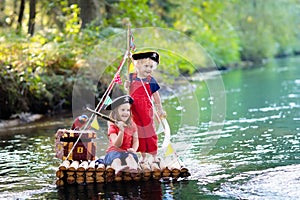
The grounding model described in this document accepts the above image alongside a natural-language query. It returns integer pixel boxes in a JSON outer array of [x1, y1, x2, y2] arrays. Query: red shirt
[[106, 122, 137, 153]]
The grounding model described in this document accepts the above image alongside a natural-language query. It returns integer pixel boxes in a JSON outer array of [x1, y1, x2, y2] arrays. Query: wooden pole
[[127, 23, 131, 75]]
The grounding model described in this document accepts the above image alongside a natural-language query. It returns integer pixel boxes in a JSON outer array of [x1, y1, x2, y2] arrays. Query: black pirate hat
[[104, 95, 134, 110], [132, 51, 159, 64]]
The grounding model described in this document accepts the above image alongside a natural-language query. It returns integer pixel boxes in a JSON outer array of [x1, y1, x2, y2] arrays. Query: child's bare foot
[[139, 157, 146, 164], [152, 156, 160, 163]]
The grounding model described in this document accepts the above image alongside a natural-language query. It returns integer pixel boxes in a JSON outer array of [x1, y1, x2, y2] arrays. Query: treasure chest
[[55, 129, 96, 161]]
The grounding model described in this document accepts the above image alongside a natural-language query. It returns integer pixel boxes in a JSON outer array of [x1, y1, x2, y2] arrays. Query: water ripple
[[215, 164, 300, 200]]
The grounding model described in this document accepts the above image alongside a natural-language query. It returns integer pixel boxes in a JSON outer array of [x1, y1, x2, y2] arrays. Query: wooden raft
[[55, 159, 190, 186]]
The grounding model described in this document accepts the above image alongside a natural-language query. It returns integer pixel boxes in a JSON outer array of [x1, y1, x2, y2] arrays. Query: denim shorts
[[103, 151, 138, 165]]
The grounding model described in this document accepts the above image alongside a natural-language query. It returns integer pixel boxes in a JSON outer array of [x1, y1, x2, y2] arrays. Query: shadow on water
[[50, 179, 225, 200]]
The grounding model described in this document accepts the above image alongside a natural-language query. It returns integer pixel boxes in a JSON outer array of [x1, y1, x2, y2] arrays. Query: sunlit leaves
[[225, 0, 300, 61], [170, 0, 240, 67]]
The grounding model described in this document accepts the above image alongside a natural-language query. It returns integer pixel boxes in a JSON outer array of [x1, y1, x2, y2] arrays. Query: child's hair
[[133, 58, 158, 70], [109, 104, 132, 126]]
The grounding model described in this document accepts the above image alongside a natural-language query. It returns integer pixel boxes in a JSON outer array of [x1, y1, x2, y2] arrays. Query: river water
[[0, 56, 300, 199]]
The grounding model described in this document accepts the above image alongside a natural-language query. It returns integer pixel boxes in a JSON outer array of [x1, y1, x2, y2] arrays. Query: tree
[[28, 0, 36, 35], [16, 0, 25, 33], [0, 0, 5, 12], [79, 0, 101, 28]]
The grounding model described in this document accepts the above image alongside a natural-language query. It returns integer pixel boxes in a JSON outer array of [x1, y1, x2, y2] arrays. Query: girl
[[102, 95, 139, 176]]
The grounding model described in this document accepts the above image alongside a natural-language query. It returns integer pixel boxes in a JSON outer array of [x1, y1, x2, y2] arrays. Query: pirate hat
[[132, 51, 159, 64], [104, 95, 134, 110]]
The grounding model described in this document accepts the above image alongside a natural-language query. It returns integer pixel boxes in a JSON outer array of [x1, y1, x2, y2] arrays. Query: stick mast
[[127, 23, 131, 75]]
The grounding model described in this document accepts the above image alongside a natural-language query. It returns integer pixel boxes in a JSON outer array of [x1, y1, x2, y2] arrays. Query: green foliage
[[103, 0, 167, 28], [158, 51, 196, 78], [0, 64, 48, 118], [0, 29, 79, 118], [170, 0, 241, 67], [225, 0, 300, 61]]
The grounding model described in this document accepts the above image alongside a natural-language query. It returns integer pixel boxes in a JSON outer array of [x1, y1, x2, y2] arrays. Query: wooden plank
[[78, 161, 89, 171], [55, 156, 190, 184], [88, 160, 96, 171], [162, 167, 171, 177], [68, 160, 79, 171], [96, 163, 105, 172], [55, 170, 64, 178], [56, 178, 64, 186], [140, 162, 151, 177], [76, 175, 85, 184], [58, 160, 70, 171], [150, 162, 161, 180], [67, 175, 76, 184]]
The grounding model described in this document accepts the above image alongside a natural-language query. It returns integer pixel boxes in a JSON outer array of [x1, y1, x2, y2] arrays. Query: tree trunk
[[16, 0, 25, 33], [28, 0, 36, 36], [0, 0, 5, 26], [79, 0, 101, 29], [0, 0, 5, 12]]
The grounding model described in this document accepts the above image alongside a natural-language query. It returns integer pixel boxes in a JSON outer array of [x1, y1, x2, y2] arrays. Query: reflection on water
[[0, 57, 300, 199], [0, 118, 65, 199], [56, 180, 164, 199]]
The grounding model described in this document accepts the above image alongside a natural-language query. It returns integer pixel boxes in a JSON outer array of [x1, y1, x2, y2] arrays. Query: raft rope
[[141, 78, 183, 167], [140, 79, 163, 125]]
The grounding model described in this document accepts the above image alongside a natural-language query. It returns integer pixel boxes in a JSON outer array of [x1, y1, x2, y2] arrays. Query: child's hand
[[158, 109, 167, 118], [116, 121, 126, 132], [127, 148, 136, 153]]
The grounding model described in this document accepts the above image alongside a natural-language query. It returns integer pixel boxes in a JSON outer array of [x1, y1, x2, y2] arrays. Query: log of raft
[[151, 162, 161, 180], [95, 162, 106, 183], [132, 167, 142, 181], [56, 159, 190, 186], [86, 171, 95, 183], [58, 160, 70, 171], [78, 161, 89, 171], [140, 162, 151, 177], [161, 167, 171, 177], [56, 170, 64, 179], [68, 160, 79, 171]]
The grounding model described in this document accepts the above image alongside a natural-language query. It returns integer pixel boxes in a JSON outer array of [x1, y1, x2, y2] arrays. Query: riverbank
[[0, 111, 73, 133], [0, 112, 44, 129]]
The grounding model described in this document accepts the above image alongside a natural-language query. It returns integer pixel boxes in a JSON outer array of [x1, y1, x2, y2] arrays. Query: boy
[[126, 51, 166, 163]]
